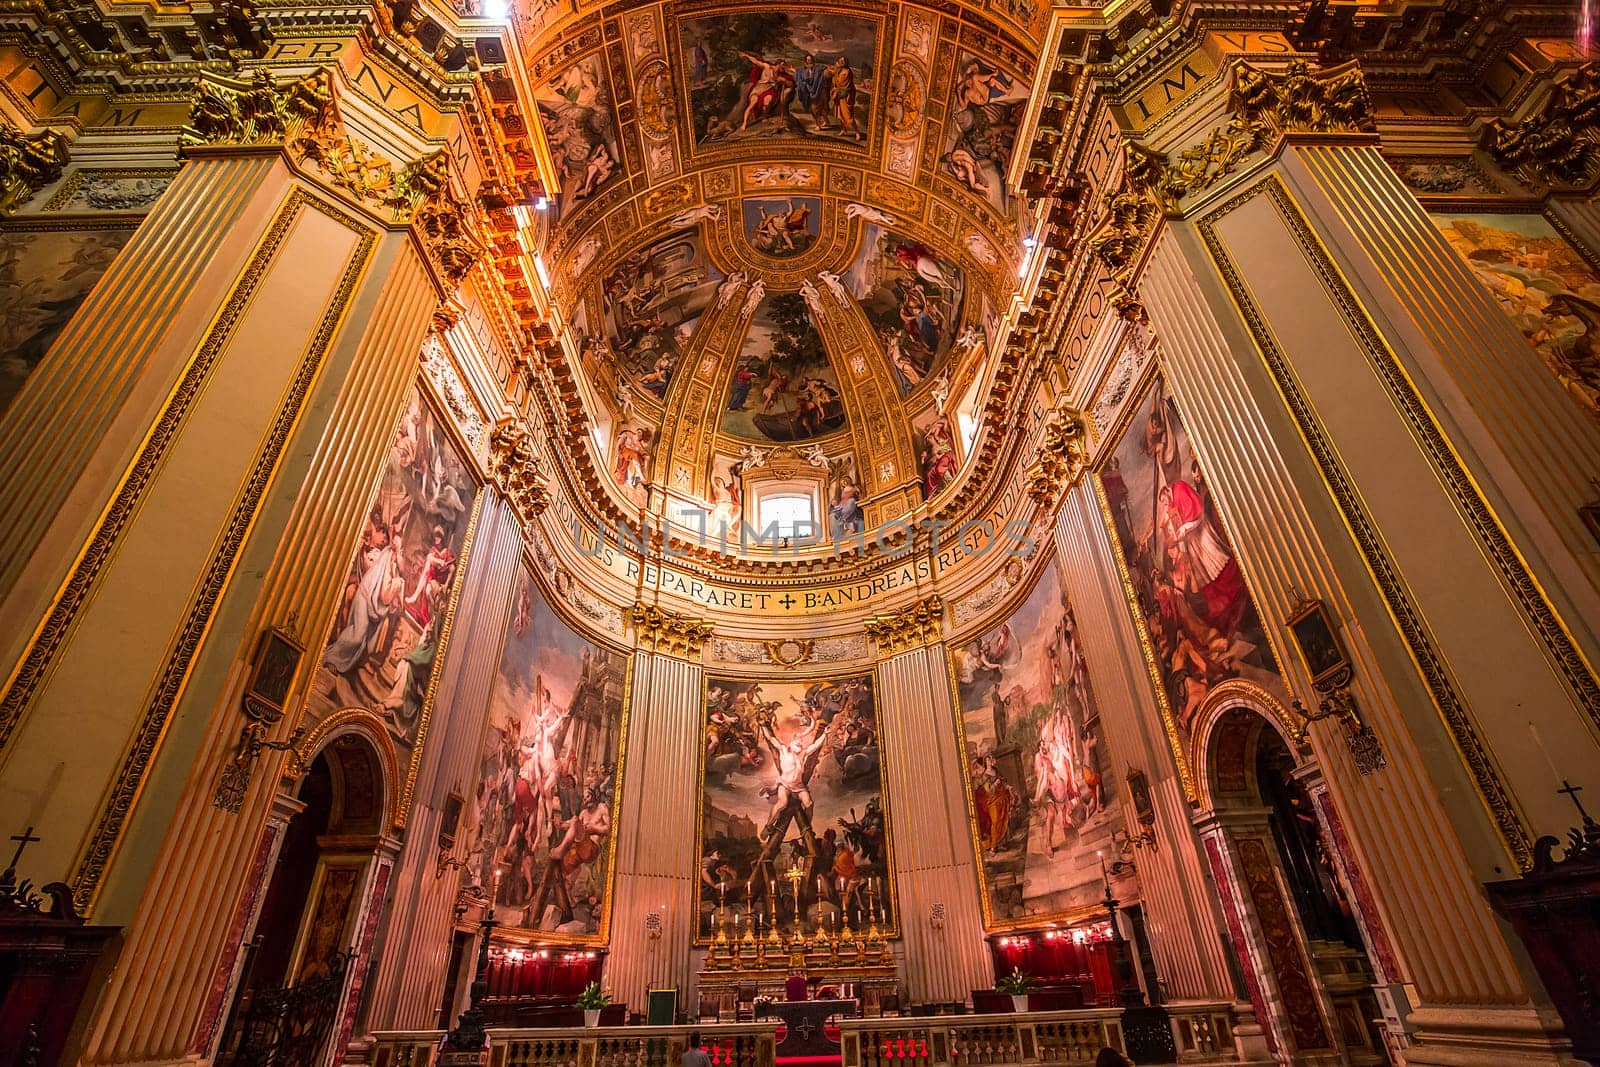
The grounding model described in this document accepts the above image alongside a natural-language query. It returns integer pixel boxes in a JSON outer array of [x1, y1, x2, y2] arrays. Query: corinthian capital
[[489, 418, 550, 527]]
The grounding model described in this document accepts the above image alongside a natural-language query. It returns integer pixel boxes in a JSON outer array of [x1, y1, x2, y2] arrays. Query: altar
[[761, 998, 856, 1057]]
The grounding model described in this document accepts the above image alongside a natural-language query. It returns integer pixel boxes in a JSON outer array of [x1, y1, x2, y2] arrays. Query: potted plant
[[576, 981, 610, 1027], [996, 970, 1036, 1013]]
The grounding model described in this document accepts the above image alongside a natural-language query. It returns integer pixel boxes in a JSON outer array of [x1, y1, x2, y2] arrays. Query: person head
[[689, 1031, 703, 1049], [1094, 1049, 1131, 1067]]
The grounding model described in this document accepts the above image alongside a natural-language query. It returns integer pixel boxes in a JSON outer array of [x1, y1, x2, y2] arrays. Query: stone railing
[[371, 1022, 779, 1067], [372, 1006, 1239, 1067], [838, 1009, 1126, 1067], [1166, 1001, 1236, 1060], [370, 1030, 443, 1067]]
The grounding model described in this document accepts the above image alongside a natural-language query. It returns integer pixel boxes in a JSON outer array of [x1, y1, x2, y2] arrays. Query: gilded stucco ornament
[[1088, 59, 1372, 320], [0, 122, 68, 216], [1148, 59, 1375, 212], [488, 418, 551, 527], [183, 67, 332, 149], [1485, 61, 1600, 187], [1023, 398, 1088, 507], [1086, 143, 1164, 321], [865, 595, 944, 655], [629, 602, 715, 657], [400, 151, 485, 285]]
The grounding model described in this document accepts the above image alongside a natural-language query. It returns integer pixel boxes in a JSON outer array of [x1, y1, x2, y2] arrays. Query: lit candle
[[493, 867, 503, 907], [1098, 849, 1108, 882], [720, 881, 727, 905]]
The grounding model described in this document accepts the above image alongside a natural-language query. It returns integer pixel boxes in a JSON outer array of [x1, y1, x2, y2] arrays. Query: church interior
[[3, 0, 1600, 1064]]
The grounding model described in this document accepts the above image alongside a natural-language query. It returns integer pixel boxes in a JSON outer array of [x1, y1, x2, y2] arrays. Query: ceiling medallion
[[763, 639, 815, 669]]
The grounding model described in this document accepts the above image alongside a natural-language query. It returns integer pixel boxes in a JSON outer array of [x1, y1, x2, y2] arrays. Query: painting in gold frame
[[693, 671, 896, 943], [464, 565, 632, 944], [950, 557, 1127, 929]]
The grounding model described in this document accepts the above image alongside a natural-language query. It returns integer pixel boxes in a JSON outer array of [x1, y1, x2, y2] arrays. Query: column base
[[1229, 1002, 1276, 1064], [1400, 1005, 1579, 1067]]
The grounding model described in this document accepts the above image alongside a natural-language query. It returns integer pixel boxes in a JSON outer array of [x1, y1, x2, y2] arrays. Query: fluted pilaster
[[25, 152, 448, 1064], [1144, 179, 1580, 1059], [1053, 485, 1240, 1004], [1288, 146, 1600, 665], [607, 650, 704, 1010], [875, 644, 990, 1005], [364, 495, 525, 1032], [0, 154, 278, 652]]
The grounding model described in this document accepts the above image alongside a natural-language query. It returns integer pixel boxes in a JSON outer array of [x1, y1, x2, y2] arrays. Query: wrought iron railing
[[219, 953, 352, 1067]]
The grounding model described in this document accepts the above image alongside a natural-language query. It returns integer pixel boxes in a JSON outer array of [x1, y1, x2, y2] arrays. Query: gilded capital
[[629, 602, 714, 657], [1485, 61, 1600, 187], [0, 122, 69, 217], [1024, 399, 1089, 507], [864, 594, 944, 655], [1230, 59, 1375, 137], [488, 418, 551, 528], [183, 67, 334, 150]]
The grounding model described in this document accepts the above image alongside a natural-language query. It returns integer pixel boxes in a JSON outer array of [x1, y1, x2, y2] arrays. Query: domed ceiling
[[504, 0, 1045, 538]]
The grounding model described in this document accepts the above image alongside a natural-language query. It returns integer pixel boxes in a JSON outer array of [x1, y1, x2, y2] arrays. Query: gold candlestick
[[784, 861, 806, 940]]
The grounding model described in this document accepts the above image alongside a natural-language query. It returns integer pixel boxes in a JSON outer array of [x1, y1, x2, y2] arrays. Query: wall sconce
[[211, 624, 307, 813], [1122, 769, 1157, 851], [1286, 598, 1387, 774], [436, 849, 467, 878], [645, 910, 663, 941], [929, 901, 947, 930]]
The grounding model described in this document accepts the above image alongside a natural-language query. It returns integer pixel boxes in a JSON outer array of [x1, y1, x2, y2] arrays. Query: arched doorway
[[1195, 702, 1390, 1067], [217, 731, 392, 1066]]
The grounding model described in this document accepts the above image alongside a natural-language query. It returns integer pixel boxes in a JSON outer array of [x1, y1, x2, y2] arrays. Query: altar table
[[763, 998, 856, 1057]]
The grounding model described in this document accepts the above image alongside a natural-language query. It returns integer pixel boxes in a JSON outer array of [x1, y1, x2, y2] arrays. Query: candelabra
[[442, 904, 498, 1053]]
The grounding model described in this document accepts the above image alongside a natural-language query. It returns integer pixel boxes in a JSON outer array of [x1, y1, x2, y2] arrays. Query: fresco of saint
[[600, 231, 722, 390], [682, 13, 878, 147], [842, 224, 969, 395], [942, 54, 1027, 213], [696, 675, 893, 939], [953, 560, 1127, 925], [533, 53, 623, 219], [310, 386, 477, 752], [721, 294, 847, 442], [1099, 373, 1283, 739], [466, 571, 628, 939]]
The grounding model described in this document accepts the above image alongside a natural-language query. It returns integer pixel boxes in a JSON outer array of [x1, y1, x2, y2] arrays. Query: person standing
[[683, 1032, 712, 1067]]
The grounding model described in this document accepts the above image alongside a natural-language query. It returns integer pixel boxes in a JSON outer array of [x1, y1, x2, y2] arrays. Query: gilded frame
[[1285, 598, 1348, 689], [690, 664, 900, 945], [944, 549, 1123, 932], [471, 552, 636, 949]]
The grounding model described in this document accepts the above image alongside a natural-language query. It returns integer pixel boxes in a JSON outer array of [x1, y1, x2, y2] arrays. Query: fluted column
[[0, 120, 459, 1060], [362, 494, 525, 1032], [1141, 165, 1581, 1060], [607, 649, 705, 1011], [1053, 487, 1253, 1014], [874, 643, 991, 1005]]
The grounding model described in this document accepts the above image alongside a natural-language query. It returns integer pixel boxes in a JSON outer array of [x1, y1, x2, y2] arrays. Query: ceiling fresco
[[516, 0, 1043, 534]]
